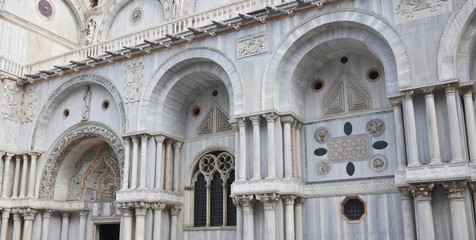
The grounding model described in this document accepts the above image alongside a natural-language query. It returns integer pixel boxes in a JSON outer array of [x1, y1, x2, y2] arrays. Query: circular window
[[63, 109, 70, 118], [311, 79, 325, 93], [192, 106, 201, 117], [130, 8, 143, 25], [340, 196, 367, 223], [102, 100, 110, 110], [38, 0, 53, 18], [212, 90, 218, 97], [340, 56, 348, 64], [366, 67, 382, 82]]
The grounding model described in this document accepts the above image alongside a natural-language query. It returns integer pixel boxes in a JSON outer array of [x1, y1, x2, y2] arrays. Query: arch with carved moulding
[[138, 47, 244, 138], [261, 8, 413, 112]]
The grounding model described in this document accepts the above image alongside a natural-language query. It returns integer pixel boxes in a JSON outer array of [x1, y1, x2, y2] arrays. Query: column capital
[[280, 115, 294, 124], [29, 152, 41, 158], [140, 133, 150, 141], [173, 141, 183, 150], [61, 212, 71, 218], [263, 112, 278, 122], [1, 209, 10, 219], [411, 183, 434, 201], [130, 135, 139, 143], [460, 86, 474, 95], [165, 138, 174, 145], [444, 83, 458, 94], [5, 153, 14, 159], [443, 181, 467, 200], [295, 197, 306, 205], [154, 135, 166, 144], [238, 195, 255, 209], [117, 203, 134, 217], [15, 155, 21, 161], [256, 193, 280, 211], [151, 203, 167, 211], [79, 210, 89, 218], [249, 115, 261, 124], [421, 86, 435, 96], [134, 202, 150, 216], [23, 154, 29, 160], [398, 186, 413, 200], [42, 209, 53, 218], [401, 90, 414, 100], [283, 195, 297, 205], [169, 205, 182, 216], [238, 117, 247, 127], [12, 210, 21, 221], [389, 97, 402, 107], [21, 208, 38, 220]]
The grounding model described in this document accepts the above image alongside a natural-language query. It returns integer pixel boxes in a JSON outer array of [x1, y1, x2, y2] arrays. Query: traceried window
[[192, 150, 236, 227]]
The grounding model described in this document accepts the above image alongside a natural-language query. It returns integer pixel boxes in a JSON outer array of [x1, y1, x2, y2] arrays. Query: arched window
[[192, 150, 236, 227]]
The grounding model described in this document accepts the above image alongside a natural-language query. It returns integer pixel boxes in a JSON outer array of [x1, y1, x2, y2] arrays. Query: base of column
[[251, 177, 262, 180], [451, 158, 465, 163], [429, 160, 442, 166]]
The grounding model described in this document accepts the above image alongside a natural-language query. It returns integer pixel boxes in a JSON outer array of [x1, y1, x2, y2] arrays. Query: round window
[[311, 79, 325, 93], [192, 106, 201, 117], [63, 109, 70, 118], [102, 100, 110, 110], [366, 67, 382, 82]]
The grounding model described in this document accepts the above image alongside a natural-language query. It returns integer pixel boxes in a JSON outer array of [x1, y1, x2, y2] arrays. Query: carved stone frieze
[[237, 34, 268, 59], [442, 181, 467, 200], [411, 183, 434, 201], [39, 124, 124, 200]]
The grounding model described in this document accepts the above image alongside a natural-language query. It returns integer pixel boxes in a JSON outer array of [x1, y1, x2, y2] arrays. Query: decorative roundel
[[370, 156, 387, 171], [130, 8, 144, 24], [311, 79, 325, 93], [38, 0, 53, 17], [317, 161, 330, 175], [191, 106, 201, 118], [314, 127, 330, 143], [366, 119, 385, 137], [366, 67, 382, 82]]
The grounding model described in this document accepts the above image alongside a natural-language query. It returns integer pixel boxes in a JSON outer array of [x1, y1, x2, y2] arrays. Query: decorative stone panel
[[237, 34, 268, 59]]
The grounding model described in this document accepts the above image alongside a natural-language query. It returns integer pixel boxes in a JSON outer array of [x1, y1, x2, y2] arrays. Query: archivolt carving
[[39, 124, 124, 199]]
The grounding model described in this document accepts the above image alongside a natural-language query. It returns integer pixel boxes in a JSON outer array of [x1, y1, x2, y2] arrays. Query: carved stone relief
[[370, 156, 387, 171], [85, 19, 97, 45], [237, 34, 269, 59], [317, 162, 330, 175], [125, 61, 143, 103], [394, 0, 451, 23], [81, 86, 91, 121], [366, 119, 385, 137], [314, 127, 329, 143], [22, 89, 37, 123], [3, 86, 21, 121], [329, 136, 370, 161]]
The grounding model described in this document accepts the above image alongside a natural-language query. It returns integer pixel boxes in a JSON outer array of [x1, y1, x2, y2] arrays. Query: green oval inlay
[[346, 162, 355, 176], [373, 141, 388, 150], [314, 148, 327, 156], [344, 122, 352, 135]]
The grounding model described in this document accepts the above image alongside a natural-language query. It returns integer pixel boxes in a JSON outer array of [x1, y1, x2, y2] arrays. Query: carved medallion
[[366, 119, 385, 137], [318, 162, 330, 175], [370, 156, 387, 171], [314, 127, 329, 143], [130, 8, 143, 25]]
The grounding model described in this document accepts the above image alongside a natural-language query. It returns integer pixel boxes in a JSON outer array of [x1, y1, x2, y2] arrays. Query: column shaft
[[131, 136, 139, 189], [0, 209, 10, 240], [139, 134, 149, 189], [402, 91, 419, 166], [79, 211, 88, 240], [238, 118, 247, 180], [121, 137, 130, 190], [173, 142, 182, 192], [282, 116, 294, 178], [284, 196, 295, 240], [234, 123, 240, 180], [295, 199, 304, 240], [423, 88, 442, 164], [119, 208, 133, 240], [20, 155, 28, 197], [12, 211, 21, 240], [242, 205, 254, 240], [235, 205, 243, 240], [2, 154, 12, 197], [295, 124, 302, 180], [22, 209, 37, 240], [42, 210, 52, 240], [152, 203, 166, 240], [61, 212, 70, 240], [412, 184, 435, 239], [391, 99, 407, 168], [169, 206, 181, 240], [165, 140, 173, 190], [0, 153, 4, 195], [154, 136, 165, 189], [257, 194, 279, 240], [11, 156, 20, 198], [399, 187, 416, 240], [445, 85, 464, 162], [264, 114, 277, 179], [462, 88, 476, 162], [28, 153, 39, 198], [135, 205, 148, 240], [250, 116, 261, 180], [444, 181, 470, 240]]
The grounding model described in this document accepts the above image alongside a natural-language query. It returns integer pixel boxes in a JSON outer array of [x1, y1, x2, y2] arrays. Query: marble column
[[22, 208, 38, 240], [12, 210, 21, 240], [121, 137, 130, 190], [291, 121, 298, 178], [233, 198, 243, 240], [11, 155, 20, 198], [152, 203, 166, 240], [79, 211, 88, 240], [295, 197, 305, 240], [2, 153, 13, 197], [445, 84, 464, 162], [233, 123, 240, 180], [238, 118, 247, 180], [135, 202, 149, 240], [20, 154, 28, 197], [422, 87, 442, 165], [402, 91, 420, 166], [42, 210, 52, 240], [173, 141, 183, 192], [264, 113, 277, 179], [60, 212, 71, 240], [165, 139, 173, 191], [0, 209, 10, 240], [283, 195, 296, 240], [256, 194, 280, 240], [139, 134, 149, 189], [169, 205, 181, 240], [240, 195, 255, 240], [130, 136, 139, 189], [443, 181, 470, 240], [391, 99, 407, 168], [250, 116, 261, 180], [281, 116, 294, 179], [462, 87, 476, 162], [28, 152, 40, 198], [154, 136, 166, 189], [295, 123, 302, 180], [119, 204, 133, 240], [411, 184, 435, 239], [0, 153, 4, 195], [398, 187, 416, 240]]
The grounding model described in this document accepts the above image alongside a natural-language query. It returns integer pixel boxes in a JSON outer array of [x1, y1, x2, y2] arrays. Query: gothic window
[[192, 151, 235, 227]]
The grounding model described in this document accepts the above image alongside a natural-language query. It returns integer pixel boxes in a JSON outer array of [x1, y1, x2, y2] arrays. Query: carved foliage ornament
[[39, 124, 124, 200]]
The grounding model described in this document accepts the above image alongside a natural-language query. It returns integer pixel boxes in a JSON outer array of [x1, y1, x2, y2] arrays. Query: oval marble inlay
[[346, 162, 355, 176], [344, 122, 352, 136], [314, 148, 327, 156], [372, 141, 388, 150]]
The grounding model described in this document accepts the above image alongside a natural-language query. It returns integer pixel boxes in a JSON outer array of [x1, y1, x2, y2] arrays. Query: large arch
[[261, 9, 413, 112], [30, 74, 127, 150], [38, 122, 124, 200], [138, 47, 244, 135], [437, 0, 476, 82]]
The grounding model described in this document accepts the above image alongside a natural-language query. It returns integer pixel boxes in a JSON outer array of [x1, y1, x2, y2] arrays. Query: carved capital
[[443, 181, 467, 200], [389, 97, 402, 107], [249, 115, 261, 125], [22, 208, 38, 220], [411, 183, 434, 201], [131, 135, 139, 143], [122, 136, 130, 144], [140, 133, 150, 142], [15, 155, 21, 162], [23, 154, 29, 161], [283, 195, 296, 205], [421, 87, 435, 96], [134, 202, 150, 216], [256, 193, 280, 211], [79, 211, 89, 218], [117, 203, 134, 217], [169, 205, 182, 216], [61, 212, 71, 218], [280, 115, 294, 124], [5, 153, 14, 160], [1, 209, 10, 219], [295, 197, 306, 205], [398, 187, 413, 200], [173, 141, 183, 150], [151, 203, 167, 211], [238, 117, 247, 128], [12, 210, 21, 221], [238, 195, 255, 210], [154, 135, 166, 144], [42, 209, 53, 219], [29, 152, 41, 159], [263, 113, 277, 123], [460, 86, 474, 96], [444, 84, 458, 95]]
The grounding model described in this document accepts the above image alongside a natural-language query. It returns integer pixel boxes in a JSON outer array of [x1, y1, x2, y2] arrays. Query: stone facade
[[1, 0, 476, 240]]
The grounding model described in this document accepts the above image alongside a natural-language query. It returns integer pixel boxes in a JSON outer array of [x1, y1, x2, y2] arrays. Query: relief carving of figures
[[396, 0, 447, 18], [22, 90, 36, 122], [81, 86, 91, 121], [3, 88, 21, 121], [125, 63, 143, 103], [166, 0, 182, 20], [237, 34, 269, 58], [85, 19, 97, 45]]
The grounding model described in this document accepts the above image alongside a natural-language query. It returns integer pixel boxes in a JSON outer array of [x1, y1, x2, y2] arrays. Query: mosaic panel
[[329, 135, 370, 161]]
